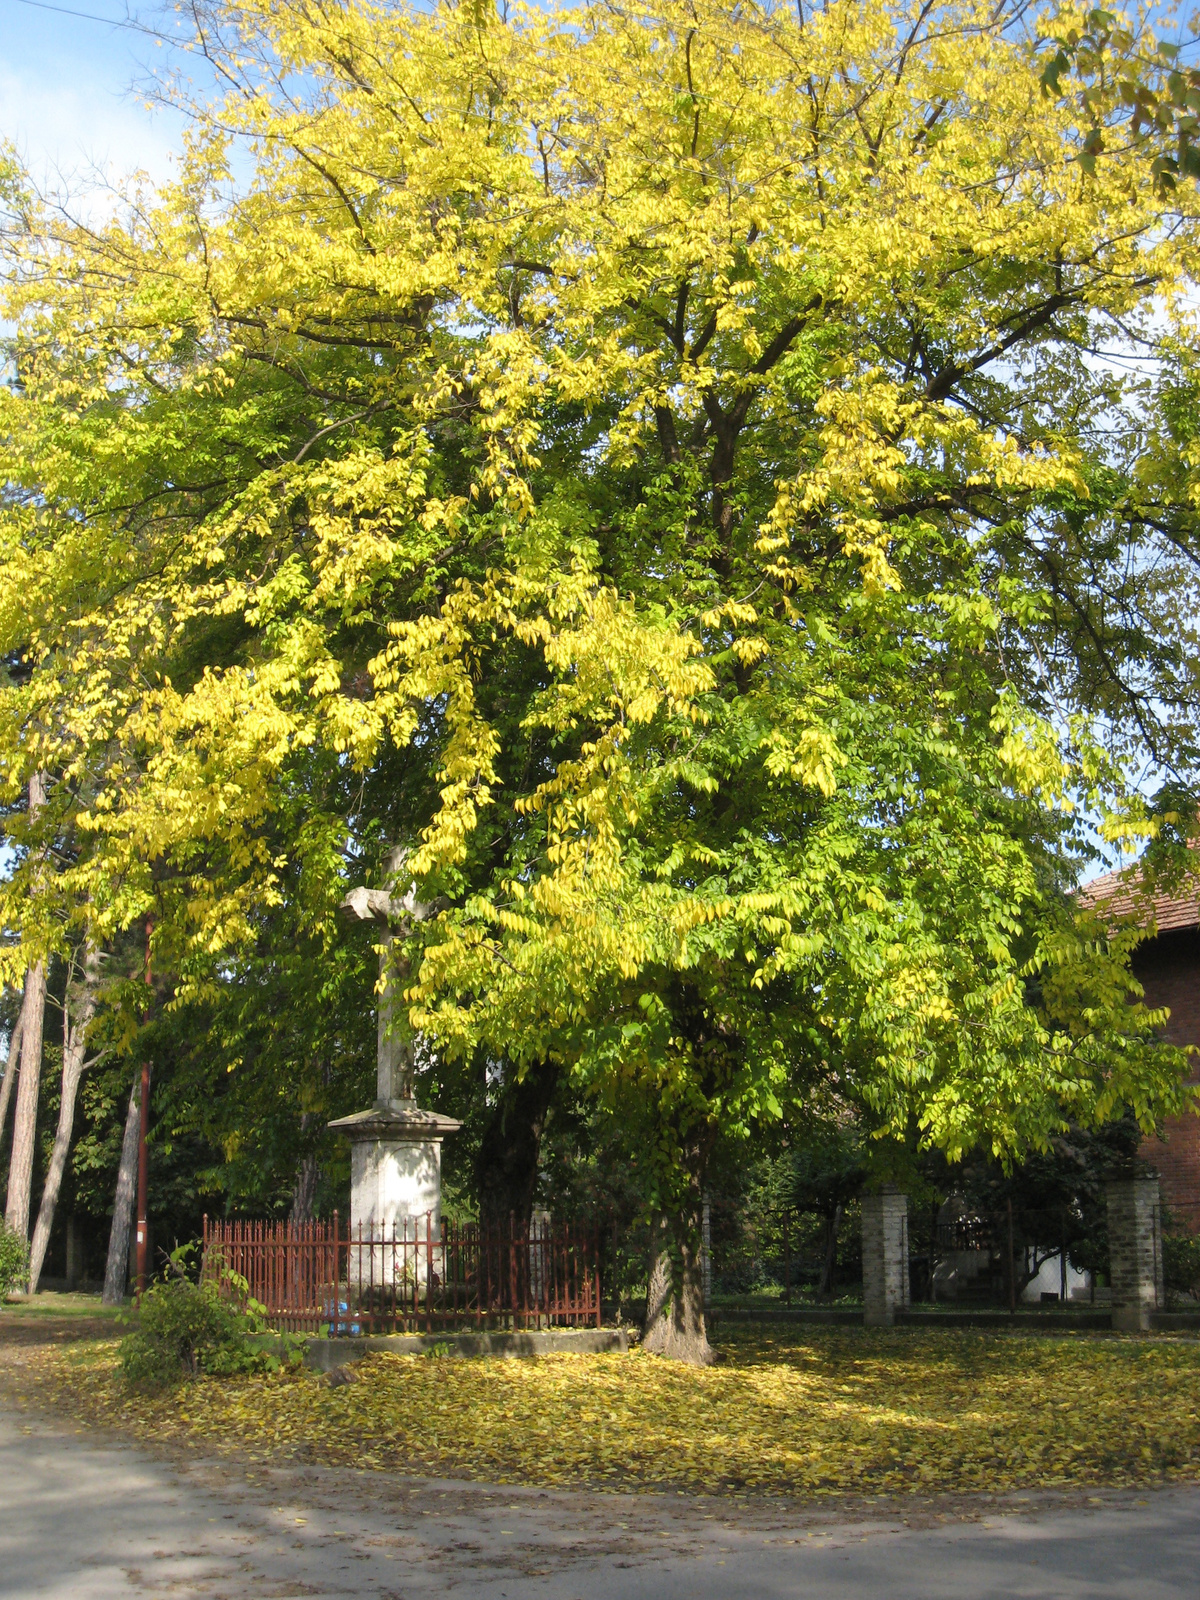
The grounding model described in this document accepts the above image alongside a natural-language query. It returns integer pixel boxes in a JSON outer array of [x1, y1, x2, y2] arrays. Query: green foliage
[[0, 1222, 29, 1296], [788, 1125, 866, 1216], [1163, 1230, 1200, 1299], [119, 1247, 288, 1390]]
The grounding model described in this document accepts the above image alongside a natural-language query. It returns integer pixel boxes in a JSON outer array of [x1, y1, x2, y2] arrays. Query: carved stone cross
[[329, 848, 460, 1253], [339, 847, 436, 1108]]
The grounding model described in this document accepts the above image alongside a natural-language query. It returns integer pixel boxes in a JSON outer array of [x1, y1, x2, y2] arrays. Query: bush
[[120, 1247, 292, 1390], [1163, 1232, 1200, 1299], [0, 1223, 29, 1296]]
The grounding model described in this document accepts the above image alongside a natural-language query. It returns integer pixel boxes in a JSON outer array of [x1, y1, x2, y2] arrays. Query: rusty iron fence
[[200, 1213, 603, 1335]]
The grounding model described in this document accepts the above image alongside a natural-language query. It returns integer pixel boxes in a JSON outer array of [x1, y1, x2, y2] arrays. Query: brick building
[[1083, 866, 1200, 1231]]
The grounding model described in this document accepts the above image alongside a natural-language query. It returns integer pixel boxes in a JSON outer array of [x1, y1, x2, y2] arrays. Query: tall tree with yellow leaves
[[1, 0, 1199, 1355]]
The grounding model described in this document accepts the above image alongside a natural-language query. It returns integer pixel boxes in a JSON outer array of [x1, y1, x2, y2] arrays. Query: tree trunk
[[0, 1007, 25, 1153], [290, 1153, 320, 1226], [4, 959, 46, 1243], [102, 1075, 141, 1305], [28, 942, 99, 1293], [288, 1109, 320, 1226], [818, 1203, 843, 1298], [6, 771, 48, 1245], [642, 1215, 714, 1365], [475, 1058, 559, 1234]]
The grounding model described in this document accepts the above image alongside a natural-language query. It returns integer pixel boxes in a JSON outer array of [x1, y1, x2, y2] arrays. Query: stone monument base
[[328, 1101, 462, 1285]]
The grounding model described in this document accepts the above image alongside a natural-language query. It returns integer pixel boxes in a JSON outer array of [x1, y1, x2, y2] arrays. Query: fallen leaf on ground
[[17, 1326, 1200, 1498]]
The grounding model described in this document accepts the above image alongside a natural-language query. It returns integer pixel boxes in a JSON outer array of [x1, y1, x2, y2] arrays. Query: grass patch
[[1, 1292, 122, 1320], [19, 1325, 1200, 1497]]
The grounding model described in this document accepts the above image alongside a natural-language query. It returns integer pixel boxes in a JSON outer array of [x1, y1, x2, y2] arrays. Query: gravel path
[[2, 1394, 1198, 1599]]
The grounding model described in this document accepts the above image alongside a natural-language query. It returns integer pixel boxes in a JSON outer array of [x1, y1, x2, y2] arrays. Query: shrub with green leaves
[[0, 1223, 29, 1296], [120, 1246, 292, 1389], [1164, 1232, 1200, 1300]]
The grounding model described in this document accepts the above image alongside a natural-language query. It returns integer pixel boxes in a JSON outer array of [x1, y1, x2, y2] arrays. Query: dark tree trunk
[[642, 1213, 715, 1366], [818, 1204, 843, 1297], [475, 1058, 559, 1234], [290, 1153, 320, 1226], [102, 1074, 141, 1305]]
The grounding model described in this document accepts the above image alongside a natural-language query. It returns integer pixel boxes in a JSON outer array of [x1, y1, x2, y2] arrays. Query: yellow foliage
[[0, 0, 1193, 1160]]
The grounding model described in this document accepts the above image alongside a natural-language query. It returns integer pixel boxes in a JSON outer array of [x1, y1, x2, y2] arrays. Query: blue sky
[[1, 0, 192, 193]]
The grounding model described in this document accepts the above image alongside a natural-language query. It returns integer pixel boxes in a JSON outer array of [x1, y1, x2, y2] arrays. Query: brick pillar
[[1106, 1177, 1163, 1332], [862, 1185, 910, 1327]]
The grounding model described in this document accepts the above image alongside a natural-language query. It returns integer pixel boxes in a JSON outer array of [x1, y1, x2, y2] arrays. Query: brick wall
[[1134, 928, 1200, 1231]]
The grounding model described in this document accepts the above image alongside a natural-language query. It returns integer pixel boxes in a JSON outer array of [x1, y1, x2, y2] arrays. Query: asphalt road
[[1, 1398, 1198, 1600]]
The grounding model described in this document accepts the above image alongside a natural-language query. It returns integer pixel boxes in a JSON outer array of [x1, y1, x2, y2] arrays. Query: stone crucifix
[[328, 847, 460, 1246], [338, 846, 436, 1109]]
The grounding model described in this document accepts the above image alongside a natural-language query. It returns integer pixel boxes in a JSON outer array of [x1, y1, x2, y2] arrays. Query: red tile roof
[[1079, 862, 1200, 933]]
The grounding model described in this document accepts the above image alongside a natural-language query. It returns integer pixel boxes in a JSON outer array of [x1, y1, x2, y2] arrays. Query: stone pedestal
[[1106, 1176, 1163, 1332], [333, 857, 460, 1294], [328, 1101, 461, 1285], [862, 1185, 910, 1327]]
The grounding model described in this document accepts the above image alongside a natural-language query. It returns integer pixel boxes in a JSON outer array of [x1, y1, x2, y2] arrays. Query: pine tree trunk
[[642, 1215, 714, 1366], [4, 959, 46, 1243], [102, 1076, 141, 1305], [28, 943, 99, 1293], [0, 1007, 25, 1153]]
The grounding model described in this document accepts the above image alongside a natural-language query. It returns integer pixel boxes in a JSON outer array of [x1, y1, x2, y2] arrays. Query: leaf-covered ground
[[15, 1326, 1200, 1497]]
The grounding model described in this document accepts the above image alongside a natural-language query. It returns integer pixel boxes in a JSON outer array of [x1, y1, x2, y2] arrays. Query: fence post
[[508, 1213, 518, 1331], [333, 1210, 341, 1336], [426, 1210, 433, 1335], [862, 1185, 909, 1327], [523, 1217, 531, 1330], [701, 1195, 712, 1310], [1107, 1175, 1163, 1331], [782, 1208, 790, 1308]]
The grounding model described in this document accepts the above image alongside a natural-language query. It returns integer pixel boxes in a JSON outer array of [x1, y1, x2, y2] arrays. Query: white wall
[[1020, 1252, 1090, 1304]]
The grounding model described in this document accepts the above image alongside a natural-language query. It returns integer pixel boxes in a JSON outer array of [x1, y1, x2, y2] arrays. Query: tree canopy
[[1, 0, 1198, 1342]]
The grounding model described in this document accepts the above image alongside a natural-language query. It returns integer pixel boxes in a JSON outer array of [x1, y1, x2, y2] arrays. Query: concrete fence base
[[298, 1326, 631, 1371]]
